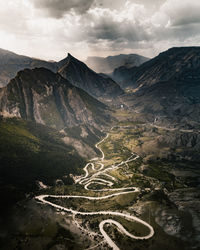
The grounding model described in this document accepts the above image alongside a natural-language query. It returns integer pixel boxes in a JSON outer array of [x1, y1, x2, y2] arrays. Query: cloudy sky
[[0, 0, 200, 61]]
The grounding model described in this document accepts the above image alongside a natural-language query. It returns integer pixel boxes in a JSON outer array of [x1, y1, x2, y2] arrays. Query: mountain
[[123, 47, 200, 128], [0, 67, 112, 129], [85, 53, 149, 74], [58, 53, 123, 99], [111, 66, 138, 89], [0, 48, 200, 250], [0, 117, 84, 189], [0, 49, 88, 88], [132, 46, 200, 88], [116, 47, 200, 89], [0, 66, 114, 216], [0, 48, 123, 99], [0, 117, 86, 220], [0, 48, 58, 87]]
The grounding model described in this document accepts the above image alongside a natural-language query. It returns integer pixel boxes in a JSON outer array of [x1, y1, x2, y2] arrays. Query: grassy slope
[[0, 117, 85, 210]]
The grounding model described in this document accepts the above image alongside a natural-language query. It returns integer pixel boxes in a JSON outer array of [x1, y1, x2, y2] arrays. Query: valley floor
[[35, 129, 154, 250], [1, 115, 200, 250]]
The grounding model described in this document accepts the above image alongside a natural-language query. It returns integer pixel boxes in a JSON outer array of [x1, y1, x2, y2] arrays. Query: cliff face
[[0, 68, 111, 131], [58, 54, 123, 99]]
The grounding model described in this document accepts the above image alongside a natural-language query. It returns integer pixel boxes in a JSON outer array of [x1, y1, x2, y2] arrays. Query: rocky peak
[[56, 53, 81, 70], [0, 67, 111, 130], [58, 53, 88, 73], [58, 54, 123, 99], [67, 53, 76, 60]]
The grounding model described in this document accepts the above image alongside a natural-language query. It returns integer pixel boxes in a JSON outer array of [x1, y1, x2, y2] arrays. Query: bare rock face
[[0, 67, 111, 131], [58, 53, 123, 99]]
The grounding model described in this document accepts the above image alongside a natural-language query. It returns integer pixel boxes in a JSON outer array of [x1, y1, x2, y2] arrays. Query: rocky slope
[[0, 67, 112, 130], [0, 48, 86, 88], [58, 53, 123, 99], [85, 53, 149, 73], [0, 48, 124, 101], [132, 46, 200, 89], [122, 47, 200, 128], [115, 47, 200, 89]]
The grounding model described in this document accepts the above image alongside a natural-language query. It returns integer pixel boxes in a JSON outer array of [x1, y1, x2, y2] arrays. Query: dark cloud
[[174, 16, 200, 27], [152, 23, 200, 43], [94, 0, 166, 11], [170, 6, 200, 26], [32, 0, 167, 19], [32, 0, 95, 18], [1, 0, 200, 61], [61, 0, 200, 55], [86, 19, 150, 43], [31, 0, 200, 50]]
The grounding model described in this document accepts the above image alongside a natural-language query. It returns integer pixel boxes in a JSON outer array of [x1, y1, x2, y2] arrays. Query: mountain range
[[0, 48, 123, 99], [1, 46, 200, 146], [58, 53, 123, 99], [122, 47, 200, 128], [113, 47, 200, 88], [0, 46, 200, 250], [0, 67, 111, 129], [0, 63, 114, 213], [85, 53, 149, 74]]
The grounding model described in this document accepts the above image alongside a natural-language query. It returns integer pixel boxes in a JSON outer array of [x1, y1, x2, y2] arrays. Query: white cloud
[[0, 0, 199, 61], [152, 0, 200, 27]]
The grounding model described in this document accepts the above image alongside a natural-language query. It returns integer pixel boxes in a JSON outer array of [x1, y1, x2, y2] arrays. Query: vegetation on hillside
[[0, 117, 85, 211]]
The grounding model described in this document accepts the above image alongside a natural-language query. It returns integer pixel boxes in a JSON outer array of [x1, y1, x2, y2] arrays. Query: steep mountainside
[[123, 47, 200, 128], [0, 67, 111, 130], [117, 47, 200, 89], [85, 53, 149, 73], [0, 48, 83, 88], [0, 48, 125, 101], [132, 47, 200, 89], [58, 54, 123, 99]]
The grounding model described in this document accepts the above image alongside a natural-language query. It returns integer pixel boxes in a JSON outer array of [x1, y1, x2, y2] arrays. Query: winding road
[[35, 130, 154, 250]]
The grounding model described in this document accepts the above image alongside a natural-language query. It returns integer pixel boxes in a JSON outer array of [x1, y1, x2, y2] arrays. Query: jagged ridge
[[0, 67, 111, 130], [58, 53, 123, 98], [122, 47, 200, 128]]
